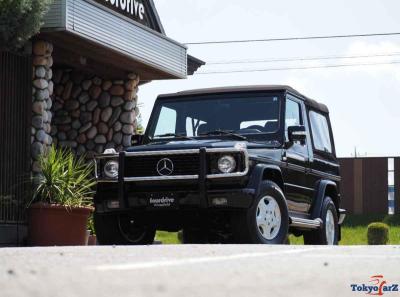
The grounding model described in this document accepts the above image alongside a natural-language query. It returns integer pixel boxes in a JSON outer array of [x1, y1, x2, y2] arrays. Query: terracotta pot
[[28, 203, 93, 246]]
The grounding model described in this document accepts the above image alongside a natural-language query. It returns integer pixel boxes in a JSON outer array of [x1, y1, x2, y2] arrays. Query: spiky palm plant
[[33, 146, 96, 208]]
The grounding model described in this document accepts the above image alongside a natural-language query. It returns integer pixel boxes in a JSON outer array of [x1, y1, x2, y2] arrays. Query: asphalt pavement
[[0, 245, 399, 297]]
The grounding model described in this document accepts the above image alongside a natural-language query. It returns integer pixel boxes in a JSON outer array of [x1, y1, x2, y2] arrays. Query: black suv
[[94, 85, 345, 245]]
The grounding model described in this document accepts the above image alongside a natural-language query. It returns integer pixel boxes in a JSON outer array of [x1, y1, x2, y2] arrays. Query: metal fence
[[0, 51, 32, 227], [338, 157, 399, 215]]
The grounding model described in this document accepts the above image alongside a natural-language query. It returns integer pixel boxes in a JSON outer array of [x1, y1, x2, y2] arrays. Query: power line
[[207, 52, 400, 65], [185, 32, 400, 45], [196, 60, 400, 75]]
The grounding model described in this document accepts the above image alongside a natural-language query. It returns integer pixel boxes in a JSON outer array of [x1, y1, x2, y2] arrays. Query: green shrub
[[0, 0, 53, 51], [367, 222, 389, 245], [32, 146, 96, 208]]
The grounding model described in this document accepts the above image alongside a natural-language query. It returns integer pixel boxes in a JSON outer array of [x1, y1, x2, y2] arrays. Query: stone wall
[[31, 40, 54, 174], [31, 39, 140, 174], [51, 69, 140, 157]]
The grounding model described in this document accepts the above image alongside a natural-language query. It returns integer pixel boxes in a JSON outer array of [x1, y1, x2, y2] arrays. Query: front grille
[[124, 154, 200, 177]]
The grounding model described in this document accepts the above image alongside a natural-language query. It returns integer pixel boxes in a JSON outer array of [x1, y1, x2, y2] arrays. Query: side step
[[290, 217, 322, 229]]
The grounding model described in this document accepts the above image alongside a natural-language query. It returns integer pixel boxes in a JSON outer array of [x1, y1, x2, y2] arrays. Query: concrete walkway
[[0, 245, 399, 297]]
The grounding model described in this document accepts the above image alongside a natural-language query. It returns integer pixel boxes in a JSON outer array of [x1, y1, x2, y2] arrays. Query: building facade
[[0, 0, 203, 245]]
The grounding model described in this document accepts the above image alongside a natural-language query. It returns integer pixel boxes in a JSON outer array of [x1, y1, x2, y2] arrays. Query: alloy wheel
[[325, 209, 336, 245], [256, 195, 281, 240]]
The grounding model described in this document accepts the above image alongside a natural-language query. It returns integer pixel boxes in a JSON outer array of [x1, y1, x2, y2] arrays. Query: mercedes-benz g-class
[[94, 85, 345, 245]]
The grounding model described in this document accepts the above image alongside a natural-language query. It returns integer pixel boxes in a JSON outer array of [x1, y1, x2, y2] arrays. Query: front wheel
[[232, 181, 289, 244], [94, 213, 156, 245], [304, 197, 339, 245]]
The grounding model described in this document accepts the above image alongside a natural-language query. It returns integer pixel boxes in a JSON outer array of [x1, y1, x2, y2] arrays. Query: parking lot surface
[[0, 245, 399, 297]]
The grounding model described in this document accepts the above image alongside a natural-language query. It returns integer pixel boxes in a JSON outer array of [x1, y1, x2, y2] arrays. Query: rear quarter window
[[309, 111, 332, 153]]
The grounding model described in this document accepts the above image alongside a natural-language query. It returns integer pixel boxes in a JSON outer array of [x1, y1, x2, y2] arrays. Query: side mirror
[[131, 134, 143, 146], [288, 125, 306, 144]]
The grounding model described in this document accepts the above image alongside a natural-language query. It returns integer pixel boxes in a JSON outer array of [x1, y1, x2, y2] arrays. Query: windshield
[[147, 94, 281, 142]]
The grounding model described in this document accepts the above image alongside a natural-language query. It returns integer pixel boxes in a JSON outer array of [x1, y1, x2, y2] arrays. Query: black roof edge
[[157, 85, 329, 113], [187, 55, 206, 76]]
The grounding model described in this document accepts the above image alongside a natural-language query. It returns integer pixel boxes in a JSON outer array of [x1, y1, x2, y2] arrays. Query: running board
[[290, 217, 322, 229]]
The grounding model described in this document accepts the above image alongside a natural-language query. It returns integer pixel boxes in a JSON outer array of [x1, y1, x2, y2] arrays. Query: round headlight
[[218, 155, 237, 173], [104, 161, 119, 179]]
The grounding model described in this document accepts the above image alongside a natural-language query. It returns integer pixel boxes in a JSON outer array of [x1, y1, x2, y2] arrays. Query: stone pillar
[[31, 40, 54, 174], [51, 70, 140, 157]]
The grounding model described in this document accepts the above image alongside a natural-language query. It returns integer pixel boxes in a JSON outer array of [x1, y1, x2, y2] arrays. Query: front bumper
[[95, 184, 255, 214]]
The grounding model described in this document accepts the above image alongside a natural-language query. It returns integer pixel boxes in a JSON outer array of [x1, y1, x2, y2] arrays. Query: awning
[[40, 0, 204, 80]]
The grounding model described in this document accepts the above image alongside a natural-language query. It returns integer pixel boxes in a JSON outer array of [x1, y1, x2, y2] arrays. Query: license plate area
[[147, 193, 178, 209]]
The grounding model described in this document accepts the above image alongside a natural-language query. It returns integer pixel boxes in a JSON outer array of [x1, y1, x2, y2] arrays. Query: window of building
[[309, 111, 332, 153]]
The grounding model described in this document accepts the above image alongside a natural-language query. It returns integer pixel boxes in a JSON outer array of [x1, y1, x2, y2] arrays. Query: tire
[[182, 228, 208, 244], [232, 180, 289, 244], [304, 197, 339, 245], [94, 213, 156, 245]]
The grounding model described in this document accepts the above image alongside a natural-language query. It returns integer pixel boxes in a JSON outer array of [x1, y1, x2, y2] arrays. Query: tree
[[0, 0, 53, 51]]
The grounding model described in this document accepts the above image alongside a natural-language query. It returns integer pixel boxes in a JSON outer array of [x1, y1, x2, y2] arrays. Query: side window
[[154, 106, 177, 136], [309, 111, 332, 153], [285, 99, 301, 140]]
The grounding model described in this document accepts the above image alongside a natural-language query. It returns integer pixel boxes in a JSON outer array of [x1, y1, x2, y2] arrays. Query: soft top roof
[[157, 85, 329, 113]]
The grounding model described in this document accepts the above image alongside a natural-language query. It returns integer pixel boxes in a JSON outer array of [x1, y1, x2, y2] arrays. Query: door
[[282, 96, 313, 215], [307, 110, 340, 201]]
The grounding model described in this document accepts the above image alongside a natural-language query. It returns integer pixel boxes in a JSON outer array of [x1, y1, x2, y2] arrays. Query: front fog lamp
[[217, 155, 237, 173], [104, 161, 119, 178]]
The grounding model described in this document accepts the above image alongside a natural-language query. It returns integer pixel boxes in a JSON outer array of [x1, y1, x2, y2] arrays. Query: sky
[[139, 0, 400, 157]]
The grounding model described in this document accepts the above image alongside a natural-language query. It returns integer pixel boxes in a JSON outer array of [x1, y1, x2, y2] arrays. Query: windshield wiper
[[154, 133, 194, 140], [200, 130, 247, 140]]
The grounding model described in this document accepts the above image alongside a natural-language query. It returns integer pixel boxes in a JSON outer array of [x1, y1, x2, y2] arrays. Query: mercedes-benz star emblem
[[156, 158, 174, 176]]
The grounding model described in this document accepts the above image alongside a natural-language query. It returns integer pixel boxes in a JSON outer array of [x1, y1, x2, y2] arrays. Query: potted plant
[[28, 146, 96, 246]]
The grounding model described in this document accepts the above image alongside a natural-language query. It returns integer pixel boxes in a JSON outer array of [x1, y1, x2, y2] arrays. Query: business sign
[[95, 0, 149, 27]]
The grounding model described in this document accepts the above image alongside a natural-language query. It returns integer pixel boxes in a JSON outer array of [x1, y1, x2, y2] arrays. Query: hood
[[126, 139, 279, 152]]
